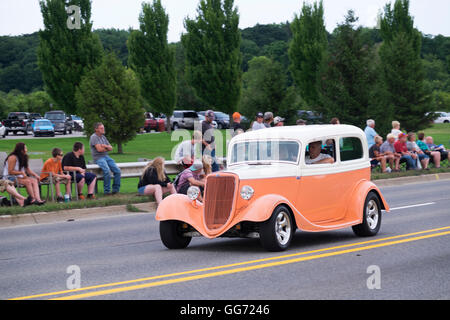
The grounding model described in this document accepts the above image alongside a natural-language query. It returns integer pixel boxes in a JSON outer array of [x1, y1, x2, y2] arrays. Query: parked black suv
[[44, 110, 73, 135]]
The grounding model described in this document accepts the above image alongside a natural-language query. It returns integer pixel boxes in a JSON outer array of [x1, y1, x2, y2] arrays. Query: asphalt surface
[[1, 179, 449, 301]]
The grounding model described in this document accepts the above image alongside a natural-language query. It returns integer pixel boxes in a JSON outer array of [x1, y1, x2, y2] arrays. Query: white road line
[[390, 202, 436, 211]]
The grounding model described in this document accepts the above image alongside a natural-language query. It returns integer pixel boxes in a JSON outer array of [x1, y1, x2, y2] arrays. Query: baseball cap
[[264, 112, 274, 120], [398, 132, 407, 139], [232, 112, 241, 120], [189, 161, 203, 172], [205, 110, 215, 118], [256, 112, 264, 118], [274, 116, 285, 125]]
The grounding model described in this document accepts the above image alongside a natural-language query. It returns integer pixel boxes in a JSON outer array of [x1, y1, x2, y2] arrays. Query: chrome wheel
[[275, 211, 292, 246], [366, 200, 379, 230]]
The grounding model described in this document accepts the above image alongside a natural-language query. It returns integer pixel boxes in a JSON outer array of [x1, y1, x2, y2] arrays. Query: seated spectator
[[394, 133, 417, 170], [138, 157, 176, 207], [201, 155, 213, 179], [296, 119, 307, 126], [40, 148, 72, 203], [174, 131, 202, 169], [305, 141, 334, 165], [330, 118, 340, 125], [369, 136, 394, 173], [406, 132, 429, 170], [3, 142, 45, 205], [379, 134, 401, 171], [274, 116, 285, 127], [0, 179, 28, 207], [62, 142, 97, 200], [252, 112, 266, 131], [391, 121, 402, 140], [417, 133, 442, 168], [175, 161, 205, 199], [425, 136, 450, 164]]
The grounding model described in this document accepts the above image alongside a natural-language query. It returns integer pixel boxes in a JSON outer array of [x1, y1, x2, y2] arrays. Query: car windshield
[[45, 113, 65, 120], [230, 140, 300, 164], [35, 121, 52, 128], [72, 115, 81, 120]]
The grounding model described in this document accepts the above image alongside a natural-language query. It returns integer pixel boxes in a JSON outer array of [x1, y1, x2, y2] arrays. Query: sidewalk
[[1, 172, 449, 228]]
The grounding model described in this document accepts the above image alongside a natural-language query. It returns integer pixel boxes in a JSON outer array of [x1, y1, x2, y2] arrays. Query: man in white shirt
[[305, 141, 335, 164], [174, 131, 202, 168], [252, 112, 266, 131]]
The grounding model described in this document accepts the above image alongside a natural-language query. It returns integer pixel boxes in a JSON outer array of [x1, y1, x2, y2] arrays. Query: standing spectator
[[425, 136, 450, 164], [263, 112, 274, 128], [174, 131, 202, 169], [62, 142, 97, 200], [138, 157, 176, 207], [252, 112, 266, 131], [417, 133, 442, 168], [201, 110, 219, 172], [296, 119, 307, 126], [330, 118, 340, 125], [364, 119, 378, 149], [3, 143, 45, 205], [232, 112, 243, 132], [391, 121, 402, 140], [394, 133, 417, 170], [40, 148, 72, 203], [89, 122, 121, 195], [406, 132, 429, 170], [0, 179, 28, 207], [369, 136, 391, 173], [380, 134, 401, 171], [273, 116, 285, 127]]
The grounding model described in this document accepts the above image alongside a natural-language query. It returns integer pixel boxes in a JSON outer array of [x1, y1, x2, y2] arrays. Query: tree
[[38, 0, 103, 114], [379, 0, 432, 131], [318, 11, 380, 130], [289, 0, 328, 106], [128, 0, 176, 132], [75, 53, 144, 154], [181, 0, 242, 116]]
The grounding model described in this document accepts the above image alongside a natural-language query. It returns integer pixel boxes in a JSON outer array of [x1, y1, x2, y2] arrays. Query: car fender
[[344, 180, 390, 223]]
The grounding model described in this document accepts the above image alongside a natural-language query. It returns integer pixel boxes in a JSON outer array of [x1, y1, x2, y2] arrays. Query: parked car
[[143, 112, 165, 132], [44, 110, 73, 135], [32, 119, 55, 137], [2, 112, 32, 135], [297, 110, 323, 124], [198, 111, 231, 129], [71, 115, 84, 131], [433, 111, 450, 124], [0, 122, 5, 138], [196, 114, 218, 129], [30, 113, 43, 121], [169, 110, 199, 130], [156, 125, 390, 251]]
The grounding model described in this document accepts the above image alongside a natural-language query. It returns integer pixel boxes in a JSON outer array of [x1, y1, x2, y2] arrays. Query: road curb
[[0, 202, 156, 228], [1, 173, 449, 228]]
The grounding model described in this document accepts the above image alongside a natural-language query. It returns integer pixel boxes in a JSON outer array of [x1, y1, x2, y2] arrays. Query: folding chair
[[28, 159, 54, 202]]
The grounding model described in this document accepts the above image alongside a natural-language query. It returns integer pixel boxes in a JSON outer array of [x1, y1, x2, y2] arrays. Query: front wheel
[[352, 192, 382, 237], [160, 220, 192, 249], [259, 205, 295, 252]]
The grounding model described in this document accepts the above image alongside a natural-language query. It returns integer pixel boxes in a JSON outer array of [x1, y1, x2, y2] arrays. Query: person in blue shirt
[[365, 119, 378, 149]]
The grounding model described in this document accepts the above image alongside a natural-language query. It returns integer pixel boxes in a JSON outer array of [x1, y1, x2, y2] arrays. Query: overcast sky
[[1, 0, 449, 42]]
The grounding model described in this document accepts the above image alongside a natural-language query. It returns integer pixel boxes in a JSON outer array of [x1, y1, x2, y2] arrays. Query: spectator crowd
[[1, 111, 449, 208]]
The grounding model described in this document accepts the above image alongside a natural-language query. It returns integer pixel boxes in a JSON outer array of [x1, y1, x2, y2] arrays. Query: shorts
[[370, 159, 380, 167], [74, 172, 97, 185], [138, 186, 146, 195]]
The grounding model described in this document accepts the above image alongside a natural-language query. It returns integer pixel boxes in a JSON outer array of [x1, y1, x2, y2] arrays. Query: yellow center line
[[51, 230, 450, 300]]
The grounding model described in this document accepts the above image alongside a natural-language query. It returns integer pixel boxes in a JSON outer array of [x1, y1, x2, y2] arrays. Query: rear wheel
[[160, 220, 192, 249], [260, 205, 294, 252], [352, 192, 382, 237]]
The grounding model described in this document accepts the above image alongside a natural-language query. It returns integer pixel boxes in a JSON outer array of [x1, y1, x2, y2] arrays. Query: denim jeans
[[95, 156, 121, 194], [400, 155, 416, 170]]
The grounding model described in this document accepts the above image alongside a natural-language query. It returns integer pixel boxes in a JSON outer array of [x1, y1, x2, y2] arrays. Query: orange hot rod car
[[156, 125, 390, 252]]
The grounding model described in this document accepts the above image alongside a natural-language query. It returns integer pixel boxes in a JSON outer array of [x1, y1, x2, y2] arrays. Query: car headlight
[[240, 185, 254, 200], [187, 186, 201, 201]]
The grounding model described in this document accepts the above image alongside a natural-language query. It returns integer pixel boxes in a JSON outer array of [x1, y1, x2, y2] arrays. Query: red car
[[144, 112, 165, 132]]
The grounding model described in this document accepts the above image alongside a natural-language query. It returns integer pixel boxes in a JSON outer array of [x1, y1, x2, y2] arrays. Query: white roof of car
[[231, 124, 366, 144]]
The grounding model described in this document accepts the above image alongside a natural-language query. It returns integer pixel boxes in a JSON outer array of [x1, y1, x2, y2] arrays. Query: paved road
[[1, 180, 449, 301]]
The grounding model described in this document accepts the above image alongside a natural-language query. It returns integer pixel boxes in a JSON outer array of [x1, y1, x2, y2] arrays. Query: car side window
[[340, 137, 363, 161], [305, 139, 336, 165]]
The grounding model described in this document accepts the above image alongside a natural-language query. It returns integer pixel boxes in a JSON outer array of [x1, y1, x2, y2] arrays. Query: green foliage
[[0, 90, 54, 120], [37, 0, 103, 114], [318, 11, 379, 130], [75, 53, 144, 154], [182, 0, 242, 115], [128, 0, 177, 130], [289, 0, 328, 106], [379, 0, 432, 132]]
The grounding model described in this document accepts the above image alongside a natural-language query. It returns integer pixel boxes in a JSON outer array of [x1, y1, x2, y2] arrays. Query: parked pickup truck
[[143, 112, 165, 132], [2, 112, 32, 135]]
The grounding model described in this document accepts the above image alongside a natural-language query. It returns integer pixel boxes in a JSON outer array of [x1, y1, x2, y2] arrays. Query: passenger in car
[[305, 141, 335, 164]]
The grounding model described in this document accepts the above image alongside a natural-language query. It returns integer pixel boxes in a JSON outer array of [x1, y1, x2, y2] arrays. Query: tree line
[[0, 0, 449, 150]]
